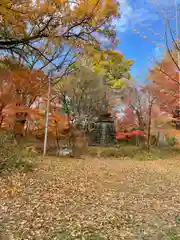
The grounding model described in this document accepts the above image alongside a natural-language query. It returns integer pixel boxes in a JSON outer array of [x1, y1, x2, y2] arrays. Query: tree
[[138, 84, 174, 149], [0, 0, 119, 70], [147, 52, 179, 115], [86, 48, 133, 88], [53, 47, 133, 119], [0, 0, 135, 156], [115, 83, 169, 149], [0, 58, 49, 138], [53, 60, 113, 132], [115, 83, 147, 131], [141, 86, 157, 151], [133, 0, 180, 88]]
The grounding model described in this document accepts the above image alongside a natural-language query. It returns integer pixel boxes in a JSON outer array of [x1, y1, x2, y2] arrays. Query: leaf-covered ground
[[1, 157, 180, 239]]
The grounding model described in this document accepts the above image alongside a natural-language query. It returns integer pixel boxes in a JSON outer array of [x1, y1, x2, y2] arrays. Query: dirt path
[[1, 157, 180, 239]]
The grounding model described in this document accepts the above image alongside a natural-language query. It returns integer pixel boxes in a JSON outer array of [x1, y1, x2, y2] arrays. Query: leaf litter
[[0, 157, 180, 239]]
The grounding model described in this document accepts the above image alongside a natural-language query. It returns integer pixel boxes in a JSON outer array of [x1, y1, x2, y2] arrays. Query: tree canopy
[[86, 47, 134, 88], [147, 51, 179, 114], [0, 0, 119, 70]]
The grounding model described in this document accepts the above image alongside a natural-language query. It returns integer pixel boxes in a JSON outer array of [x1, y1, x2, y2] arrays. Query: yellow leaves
[[71, 1, 89, 18], [91, 64, 101, 74], [36, 0, 40, 7], [102, 0, 119, 16], [92, 0, 118, 24], [70, 0, 118, 27], [6, 187, 18, 197], [108, 78, 126, 88], [0, 0, 31, 37], [0, 0, 119, 67]]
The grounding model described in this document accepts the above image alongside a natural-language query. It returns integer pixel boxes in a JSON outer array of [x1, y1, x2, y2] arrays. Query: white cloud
[[115, 0, 132, 32], [154, 45, 166, 60], [116, 0, 159, 32]]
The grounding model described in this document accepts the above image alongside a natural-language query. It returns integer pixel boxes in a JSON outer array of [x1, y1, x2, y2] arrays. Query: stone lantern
[[89, 112, 116, 146]]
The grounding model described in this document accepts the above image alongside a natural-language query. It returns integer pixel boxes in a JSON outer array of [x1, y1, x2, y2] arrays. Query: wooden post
[[43, 75, 51, 156]]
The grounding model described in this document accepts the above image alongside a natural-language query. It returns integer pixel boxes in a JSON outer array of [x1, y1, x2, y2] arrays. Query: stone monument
[[89, 112, 116, 146]]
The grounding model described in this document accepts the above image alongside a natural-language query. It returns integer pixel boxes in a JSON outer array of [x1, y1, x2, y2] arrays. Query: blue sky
[[115, 0, 179, 83]]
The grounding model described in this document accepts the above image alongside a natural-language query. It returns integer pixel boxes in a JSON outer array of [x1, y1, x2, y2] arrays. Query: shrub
[[0, 130, 34, 174], [166, 135, 178, 147]]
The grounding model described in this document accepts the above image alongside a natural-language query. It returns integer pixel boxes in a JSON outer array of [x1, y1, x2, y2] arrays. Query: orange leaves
[[165, 129, 180, 136], [9, 69, 48, 104], [36, 2, 56, 14], [148, 52, 179, 114], [27, 110, 70, 138], [11, 69, 47, 87], [0, 63, 50, 135], [52, 113, 69, 133], [53, 0, 66, 4]]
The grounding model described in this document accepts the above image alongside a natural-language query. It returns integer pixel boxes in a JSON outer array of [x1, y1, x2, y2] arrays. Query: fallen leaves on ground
[[1, 156, 180, 239]]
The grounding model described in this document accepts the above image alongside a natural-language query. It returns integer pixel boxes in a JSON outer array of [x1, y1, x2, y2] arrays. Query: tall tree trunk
[[147, 104, 152, 151]]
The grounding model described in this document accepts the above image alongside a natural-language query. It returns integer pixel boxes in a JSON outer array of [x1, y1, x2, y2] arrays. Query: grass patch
[[166, 228, 180, 240], [87, 145, 180, 160]]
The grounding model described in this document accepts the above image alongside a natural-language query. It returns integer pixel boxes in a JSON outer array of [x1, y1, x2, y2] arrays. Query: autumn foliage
[[0, 0, 119, 70], [0, 0, 122, 154], [148, 53, 179, 114]]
